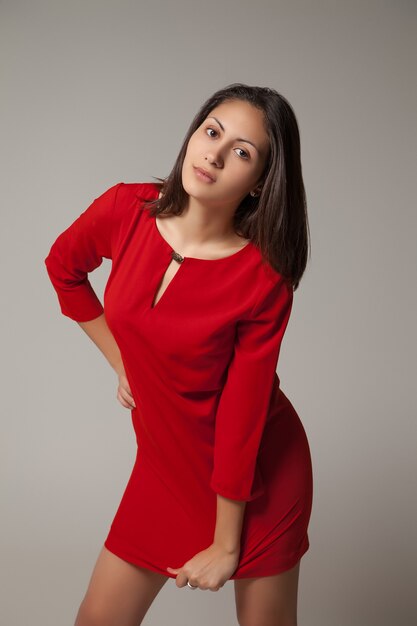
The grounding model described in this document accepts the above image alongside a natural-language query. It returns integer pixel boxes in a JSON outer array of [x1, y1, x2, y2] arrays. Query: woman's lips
[[193, 166, 216, 183]]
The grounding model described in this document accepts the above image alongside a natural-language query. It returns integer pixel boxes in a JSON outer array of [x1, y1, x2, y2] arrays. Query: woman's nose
[[205, 148, 223, 168]]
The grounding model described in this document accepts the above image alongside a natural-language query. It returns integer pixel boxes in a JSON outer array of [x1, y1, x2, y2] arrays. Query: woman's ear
[[250, 185, 263, 197]]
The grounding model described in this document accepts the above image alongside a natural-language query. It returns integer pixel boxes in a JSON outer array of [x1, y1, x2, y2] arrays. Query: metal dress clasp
[[171, 251, 184, 264]]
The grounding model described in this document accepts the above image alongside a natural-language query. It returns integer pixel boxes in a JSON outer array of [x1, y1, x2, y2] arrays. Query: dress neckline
[[149, 185, 254, 263]]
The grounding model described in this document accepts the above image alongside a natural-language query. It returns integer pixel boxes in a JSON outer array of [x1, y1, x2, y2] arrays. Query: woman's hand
[[115, 365, 136, 410], [166, 543, 240, 591]]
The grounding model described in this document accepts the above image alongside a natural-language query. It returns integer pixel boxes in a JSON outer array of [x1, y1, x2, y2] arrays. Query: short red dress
[[44, 181, 313, 579]]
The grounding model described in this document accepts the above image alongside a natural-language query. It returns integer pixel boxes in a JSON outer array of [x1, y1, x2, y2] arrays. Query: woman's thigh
[[234, 560, 300, 626], [74, 545, 169, 626]]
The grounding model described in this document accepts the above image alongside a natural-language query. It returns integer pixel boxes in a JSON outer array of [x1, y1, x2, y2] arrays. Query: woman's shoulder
[[248, 246, 289, 286], [246, 252, 293, 315], [107, 181, 160, 205], [132, 181, 161, 201]]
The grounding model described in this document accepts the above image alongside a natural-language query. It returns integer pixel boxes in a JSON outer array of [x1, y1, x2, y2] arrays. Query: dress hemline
[[103, 534, 310, 581]]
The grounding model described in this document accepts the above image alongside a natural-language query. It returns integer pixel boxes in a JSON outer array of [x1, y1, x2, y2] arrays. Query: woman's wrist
[[112, 358, 125, 377], [212, 494, 246, 556], [212, 539, 240, 556]]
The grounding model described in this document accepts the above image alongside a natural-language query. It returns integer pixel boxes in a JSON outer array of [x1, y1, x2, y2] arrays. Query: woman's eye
[[235, 148, 249, 160], [206, 127, 218, 138], [205, 127, 249, 159]]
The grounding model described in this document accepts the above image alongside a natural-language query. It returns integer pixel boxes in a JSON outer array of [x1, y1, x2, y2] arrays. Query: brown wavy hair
[[144, 82, 311, 290]]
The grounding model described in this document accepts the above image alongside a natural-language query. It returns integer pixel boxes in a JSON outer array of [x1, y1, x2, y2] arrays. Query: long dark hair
[[144, 82, 310, 290]]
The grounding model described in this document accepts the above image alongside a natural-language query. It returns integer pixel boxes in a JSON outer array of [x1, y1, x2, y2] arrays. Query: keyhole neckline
[[152, 214, 253, 263]]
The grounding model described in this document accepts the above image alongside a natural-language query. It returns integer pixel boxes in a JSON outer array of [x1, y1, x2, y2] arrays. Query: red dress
[[44, 181, 313, 579]]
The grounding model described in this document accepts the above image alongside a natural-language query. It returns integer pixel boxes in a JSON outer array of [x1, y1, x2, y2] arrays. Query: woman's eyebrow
[[206, 116, 259, 153]]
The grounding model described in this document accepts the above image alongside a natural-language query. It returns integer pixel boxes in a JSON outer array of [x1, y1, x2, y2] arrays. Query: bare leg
[[74, 545, 169, 626], [234, 560, 300, 626]]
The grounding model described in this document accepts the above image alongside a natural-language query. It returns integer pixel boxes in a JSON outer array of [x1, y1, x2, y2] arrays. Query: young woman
[[45, 83, 313, 626]]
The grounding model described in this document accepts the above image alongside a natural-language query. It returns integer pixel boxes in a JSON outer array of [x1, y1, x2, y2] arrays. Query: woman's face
[[181, 99, 270, 208]]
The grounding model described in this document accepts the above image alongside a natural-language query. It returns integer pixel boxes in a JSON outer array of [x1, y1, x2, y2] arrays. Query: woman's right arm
[[44, 182, 136, 409], [78, 313, 123, 375], [78, 314, 136, 409]]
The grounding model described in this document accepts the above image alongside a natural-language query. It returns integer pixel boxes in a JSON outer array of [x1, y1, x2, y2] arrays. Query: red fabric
[[44, 181, 313, 578]]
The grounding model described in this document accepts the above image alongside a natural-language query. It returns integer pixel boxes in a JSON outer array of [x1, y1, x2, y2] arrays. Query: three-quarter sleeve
[[210, 274, 294, 502], [44, 182, 124, 322]]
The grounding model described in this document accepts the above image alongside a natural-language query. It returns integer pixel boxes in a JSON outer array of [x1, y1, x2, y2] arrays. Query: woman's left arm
[[167, 274, 293, 589], [213, 494, 246, 555]]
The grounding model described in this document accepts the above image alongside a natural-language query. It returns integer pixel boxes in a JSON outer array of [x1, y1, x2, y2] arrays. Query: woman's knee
[[74, 597, 113, 626]]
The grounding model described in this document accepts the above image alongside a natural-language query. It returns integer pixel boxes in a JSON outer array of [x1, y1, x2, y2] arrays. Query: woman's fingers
[[116, 374, 136, 409], [117, 387, 136, 409]]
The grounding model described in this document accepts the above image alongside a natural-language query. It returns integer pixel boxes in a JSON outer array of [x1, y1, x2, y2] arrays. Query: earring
[[250, 190, 259, 197]]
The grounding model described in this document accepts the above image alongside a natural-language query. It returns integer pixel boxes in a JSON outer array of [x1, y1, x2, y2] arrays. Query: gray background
[[1, 1, 416, 624]]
